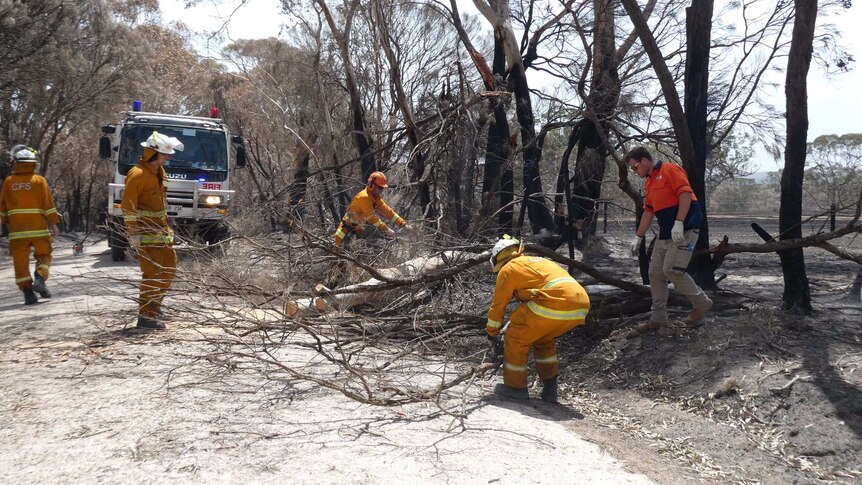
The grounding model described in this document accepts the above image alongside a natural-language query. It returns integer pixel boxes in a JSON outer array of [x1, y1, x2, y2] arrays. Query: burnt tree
[[684, 0, 717, 289], [485, 36, 515, 232], [474, 0, 555, 237], [778, 0, 817, 315], [570, 0, 622, 248], [449, 0, 513, 233]]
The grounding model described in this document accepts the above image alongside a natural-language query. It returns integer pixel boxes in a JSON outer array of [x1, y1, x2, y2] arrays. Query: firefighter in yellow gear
[[486, 236, 590, 403], [333, 171, 409, 247], [0, 145, 60, 305], [121, 131, 183, 330]]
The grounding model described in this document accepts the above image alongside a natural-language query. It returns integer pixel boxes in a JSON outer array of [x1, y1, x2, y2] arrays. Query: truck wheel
[[204, 226, 230, 258], [111, 246, 127, 262]]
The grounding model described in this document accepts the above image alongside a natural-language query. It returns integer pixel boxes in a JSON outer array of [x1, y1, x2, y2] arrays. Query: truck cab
[[99, 107, 245, 261]]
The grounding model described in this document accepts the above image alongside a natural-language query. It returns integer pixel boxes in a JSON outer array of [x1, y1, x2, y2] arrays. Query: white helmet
[[489, 235, 523, 272], [140, 131, 184, 154], [10, 144, 38, 162]]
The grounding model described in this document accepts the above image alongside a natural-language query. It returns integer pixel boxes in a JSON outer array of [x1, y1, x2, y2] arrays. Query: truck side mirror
[[99, 136, 112, 159], [235, 145, 246, 168], [101, 125, 116, 134], [231, 135, 244, 144]]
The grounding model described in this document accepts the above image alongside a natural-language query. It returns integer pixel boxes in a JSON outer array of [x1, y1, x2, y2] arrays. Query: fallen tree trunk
[[285, 247, 653, 319], [714, 190, 861, 264], [286, 250, 483, 317]]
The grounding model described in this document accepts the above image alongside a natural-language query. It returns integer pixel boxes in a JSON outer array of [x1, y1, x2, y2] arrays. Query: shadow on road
[[802, 328, 862, 439], [90, 250, 136, 269], [0, 300, 43, 313], [480, 395, 585, 421]]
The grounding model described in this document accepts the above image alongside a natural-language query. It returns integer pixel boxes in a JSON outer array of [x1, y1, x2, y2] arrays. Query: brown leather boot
[[686, 297, 714, 325], [633, 319, 666, 334]]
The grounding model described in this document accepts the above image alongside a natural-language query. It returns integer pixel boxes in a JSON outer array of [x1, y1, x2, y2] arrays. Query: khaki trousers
[[648, 230, 711, 323]]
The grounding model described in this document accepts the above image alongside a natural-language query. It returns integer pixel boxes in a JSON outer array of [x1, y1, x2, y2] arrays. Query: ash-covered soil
[[557, 216, 861, 483]]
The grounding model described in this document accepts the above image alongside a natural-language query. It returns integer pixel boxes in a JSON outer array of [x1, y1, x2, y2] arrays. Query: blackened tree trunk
[[288, 133, 316, 220], [481, 37, 513, 232], [472, 1, 553, 236], [621, 0, 695, 166], [779, 0, 816, 315], [684, 0, 717, 289], [449, 0, 512, 233], [571, 126, 606, 246], [509, 59, 555, 235], [570, 0, 620, 247]]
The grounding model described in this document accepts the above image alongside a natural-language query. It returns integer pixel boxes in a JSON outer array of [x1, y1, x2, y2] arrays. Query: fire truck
[[99, 103, 245, 261]]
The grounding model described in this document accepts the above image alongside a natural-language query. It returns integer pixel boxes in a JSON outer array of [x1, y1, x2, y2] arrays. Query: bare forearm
[[636, 212, 654, 237], [676, 192, 692, 221]]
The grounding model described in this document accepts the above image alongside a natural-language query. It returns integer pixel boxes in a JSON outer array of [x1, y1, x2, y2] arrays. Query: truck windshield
[[118, 124, 228, 178]]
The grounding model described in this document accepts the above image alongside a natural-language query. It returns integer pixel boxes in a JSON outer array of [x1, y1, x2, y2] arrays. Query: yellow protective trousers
[[334, 220, 360, 247], [137, 246, 177, 318], [502, 304, 587, 389], [8, 237, 52, 289]]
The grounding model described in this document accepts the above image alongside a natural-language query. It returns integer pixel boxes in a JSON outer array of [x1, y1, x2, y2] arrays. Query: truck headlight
[[202, 195, 223, 205]]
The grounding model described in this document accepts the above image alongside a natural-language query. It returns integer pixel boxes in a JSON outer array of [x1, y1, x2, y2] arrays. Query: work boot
[[493, 383, 529, 400], [633, 319, 665, 334], [23, 287, 38, 305], [686, 297, 714, 325], [32, 273, 52, 298], [540, 377, 559, 404], [136, 315, 165, 330]]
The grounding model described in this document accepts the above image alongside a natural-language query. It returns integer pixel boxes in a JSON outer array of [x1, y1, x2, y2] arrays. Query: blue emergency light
[[132, 100, 142, 111]]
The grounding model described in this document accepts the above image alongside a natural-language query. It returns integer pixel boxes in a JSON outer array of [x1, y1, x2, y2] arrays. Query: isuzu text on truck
[[99, 103, 245, 261]]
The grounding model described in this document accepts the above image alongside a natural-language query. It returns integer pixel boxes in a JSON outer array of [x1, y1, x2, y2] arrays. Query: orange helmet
[[367, 171, 389, 188]]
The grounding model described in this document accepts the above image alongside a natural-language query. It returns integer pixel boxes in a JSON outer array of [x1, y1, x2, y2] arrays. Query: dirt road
[[0, 240, 667, 484]]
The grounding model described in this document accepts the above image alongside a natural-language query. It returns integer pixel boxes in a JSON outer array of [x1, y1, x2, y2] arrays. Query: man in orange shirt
[[625, 146, 712, 334], [486, 236, 590, 403], [122, 131, 183, 330], [333, 171, 410, 247], [0, 145, 60, 305]]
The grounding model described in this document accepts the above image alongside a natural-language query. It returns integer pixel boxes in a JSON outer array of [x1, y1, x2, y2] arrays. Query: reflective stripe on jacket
[[121, 161, 174, 246], [486, 256, 590, 336], [0, 163, 60, 240], [337, 188, 405, 237]]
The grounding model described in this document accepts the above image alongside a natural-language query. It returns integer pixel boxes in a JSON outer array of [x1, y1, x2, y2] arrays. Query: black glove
[[488, 334, 503, 359]]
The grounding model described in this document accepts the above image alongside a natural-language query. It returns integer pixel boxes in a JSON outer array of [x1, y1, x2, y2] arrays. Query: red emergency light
[[210, 107, 220, 118]]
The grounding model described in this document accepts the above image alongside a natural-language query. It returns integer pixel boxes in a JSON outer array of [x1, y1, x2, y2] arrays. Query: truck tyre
[[203, 224, 230, 258], [111, 246, 127, 262], [207, 225, 229, 245]]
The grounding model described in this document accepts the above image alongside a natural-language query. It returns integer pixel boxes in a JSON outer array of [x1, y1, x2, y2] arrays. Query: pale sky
[[159, 0, 862, 171]]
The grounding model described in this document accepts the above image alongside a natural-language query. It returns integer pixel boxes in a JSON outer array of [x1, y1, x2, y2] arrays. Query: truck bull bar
[[109, 181, 235, 219]]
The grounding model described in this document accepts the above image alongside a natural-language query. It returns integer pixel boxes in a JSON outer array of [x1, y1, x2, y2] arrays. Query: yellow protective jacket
[[0, 163, 59, 240], [121, 161, 174, 245], [486, 255, 590, 336], [338, 187, 405, 236]]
